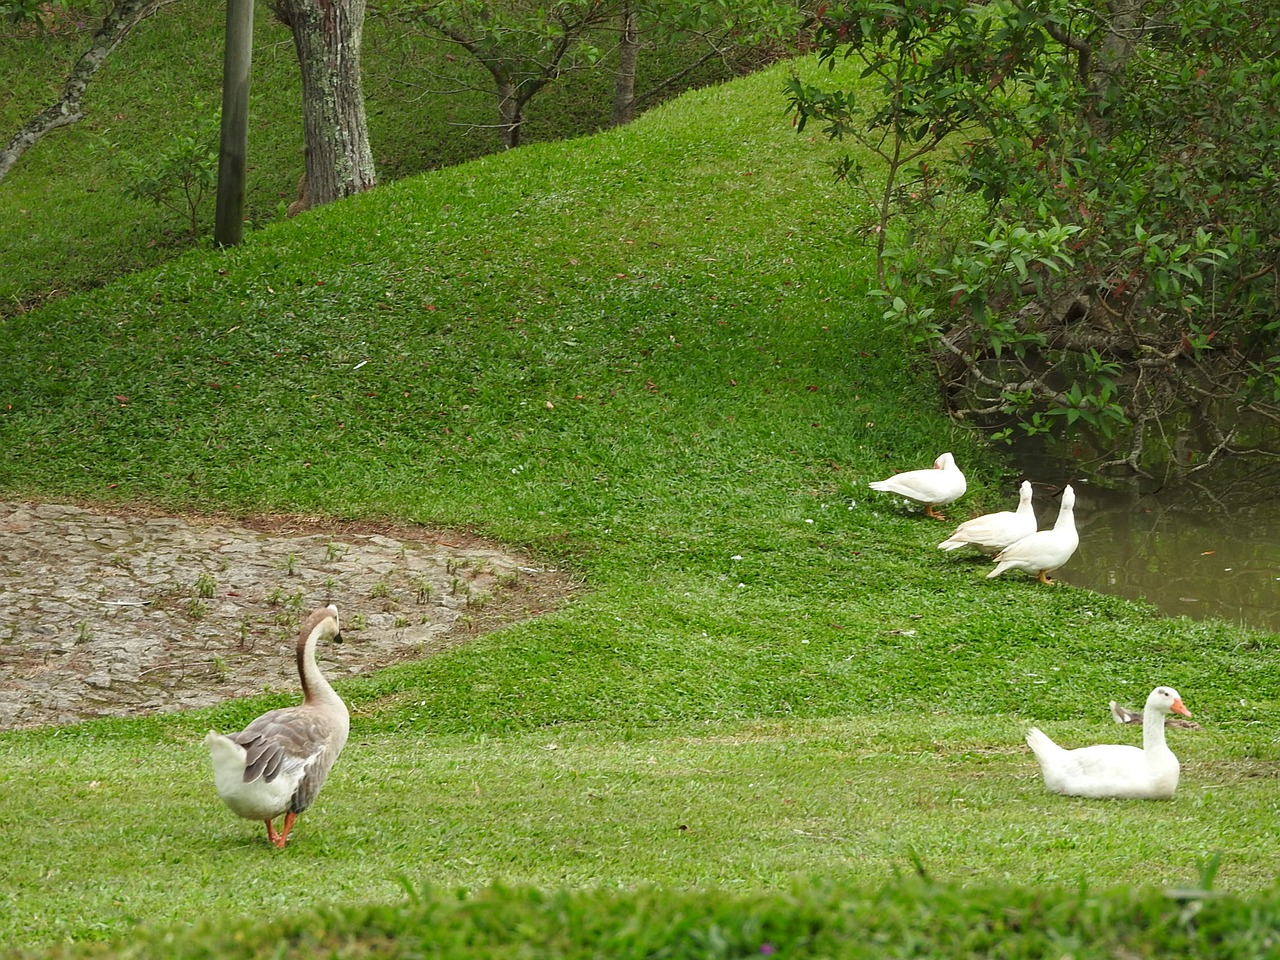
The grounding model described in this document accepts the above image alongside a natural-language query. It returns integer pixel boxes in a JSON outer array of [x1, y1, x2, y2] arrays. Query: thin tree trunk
[[611, 1, 639, 126], [0, 0, 176, 184], [496, 76, 523, 149], [278, 0, 376, 208]]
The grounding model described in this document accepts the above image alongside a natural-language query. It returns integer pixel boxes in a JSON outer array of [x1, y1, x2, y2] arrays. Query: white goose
[[938, 480, 1036, 554], [867, 452, 966, 520], [205, 604, 350, 848], [986, 483, 1078, 583], [1026, 685, 1192, 799]]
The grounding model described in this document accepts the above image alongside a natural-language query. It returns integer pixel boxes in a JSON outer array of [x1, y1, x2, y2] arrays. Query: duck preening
[[1026, 685, 1192, 799], [205, 604, 350, 848], [938, 480, 1036, 554], [986, 484, 1079, 584], [867, 452, 966, 520]]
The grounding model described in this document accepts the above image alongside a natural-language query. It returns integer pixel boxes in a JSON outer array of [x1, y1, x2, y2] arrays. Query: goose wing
[[229, 706, 345, 810]]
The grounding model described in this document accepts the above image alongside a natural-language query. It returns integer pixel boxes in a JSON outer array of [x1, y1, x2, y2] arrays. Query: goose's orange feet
[[275, 811, 299, 848]]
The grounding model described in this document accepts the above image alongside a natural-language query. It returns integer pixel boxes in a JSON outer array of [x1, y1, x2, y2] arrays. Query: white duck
[[867, 452, 966, 520], [938, 480, 1037, 554], [986, 483, 1078, 583], [205, 604, 350, 848], [1026, 685, 1192, 799]]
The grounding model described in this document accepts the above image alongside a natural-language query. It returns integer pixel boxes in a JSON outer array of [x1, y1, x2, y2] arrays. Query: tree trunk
[[611, 1, 639, 126], [0, 0, 177, 184], [496, 76, 523, 149], [277, 0, 376, 208]]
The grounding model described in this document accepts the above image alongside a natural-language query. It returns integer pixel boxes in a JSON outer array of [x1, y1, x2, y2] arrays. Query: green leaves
[[790, 0, 1280, 469], [114, 110, 221, 239]]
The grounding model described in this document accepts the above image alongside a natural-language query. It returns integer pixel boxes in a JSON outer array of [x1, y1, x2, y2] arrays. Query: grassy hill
[[0, 0, 739, 313], [1, 47, 1279, 959]]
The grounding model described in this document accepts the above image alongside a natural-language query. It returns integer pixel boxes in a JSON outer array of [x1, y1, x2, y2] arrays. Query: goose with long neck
[[205, 604, 350, 847], [986, 484, 1079, 583], [938, 480, 1037, 554], [1026, 686, 1192, 799]]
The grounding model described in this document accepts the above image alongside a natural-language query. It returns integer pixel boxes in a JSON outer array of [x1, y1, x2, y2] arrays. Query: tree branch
[[0, 0, 179, 184]]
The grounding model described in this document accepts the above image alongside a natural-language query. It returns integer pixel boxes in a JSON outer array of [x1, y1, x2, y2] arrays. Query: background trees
[[382, 0, 798, 149], [790, 0, 1280, 475]]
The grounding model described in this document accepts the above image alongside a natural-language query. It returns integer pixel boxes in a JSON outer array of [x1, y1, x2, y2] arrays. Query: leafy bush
[[790, 0, 1280, 474], [116, 111, 220, 238]]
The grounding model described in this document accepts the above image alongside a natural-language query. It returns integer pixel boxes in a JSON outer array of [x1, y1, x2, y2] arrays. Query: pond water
[[1005, 452, 1280, 634]]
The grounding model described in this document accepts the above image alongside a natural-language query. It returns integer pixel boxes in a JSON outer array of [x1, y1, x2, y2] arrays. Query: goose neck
[[298, 631, 342, 708], [1142, 708, 1170, 752]]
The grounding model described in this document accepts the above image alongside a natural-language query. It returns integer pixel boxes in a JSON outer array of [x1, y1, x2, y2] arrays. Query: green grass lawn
[[1, 55, 1279, 958]]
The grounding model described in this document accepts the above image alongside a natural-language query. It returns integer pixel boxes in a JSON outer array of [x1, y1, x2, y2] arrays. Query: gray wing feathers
[[229, 706, 346, 812]]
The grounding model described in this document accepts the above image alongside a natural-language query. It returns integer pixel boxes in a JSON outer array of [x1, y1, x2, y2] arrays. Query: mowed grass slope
[[1, 60, 1279, 955], [0, 1, 736, 311]]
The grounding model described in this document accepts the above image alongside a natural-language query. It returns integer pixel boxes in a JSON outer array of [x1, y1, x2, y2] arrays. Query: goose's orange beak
[[1172, 697, 1191, 717]]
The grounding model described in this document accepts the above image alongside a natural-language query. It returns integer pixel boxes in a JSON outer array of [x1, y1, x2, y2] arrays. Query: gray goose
[[205, 604, 349, 847]]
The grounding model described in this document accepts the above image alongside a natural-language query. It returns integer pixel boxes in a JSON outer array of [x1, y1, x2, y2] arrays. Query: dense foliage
[[790, 0, 1280, 474]]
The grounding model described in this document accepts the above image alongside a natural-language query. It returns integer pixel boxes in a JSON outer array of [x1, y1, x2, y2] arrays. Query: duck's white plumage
[[1026, 685, 1191, 799], [867, 452, 966, 519], [205, 603, 349, 847], [987, 483, 1078, 583], [938, 480, 1036, 553]]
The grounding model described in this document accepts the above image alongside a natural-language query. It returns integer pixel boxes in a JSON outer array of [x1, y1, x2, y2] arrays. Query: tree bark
[[611, 1, 639, 126], [276, 0, 376, 209], [0, 0, 177, 185], [496, 75, 524, 149]]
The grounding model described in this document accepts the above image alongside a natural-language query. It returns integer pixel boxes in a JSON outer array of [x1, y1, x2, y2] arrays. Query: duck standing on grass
[[938, 480, 1037, 554], [867, 452, 966, 520], [1026, 685, 1192, 799], [986, 484, 1079, 584], [205, 604, 350, 848]]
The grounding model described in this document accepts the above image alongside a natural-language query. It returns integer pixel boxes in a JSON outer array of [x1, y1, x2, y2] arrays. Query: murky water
[[1005, 454, 1280, 634]]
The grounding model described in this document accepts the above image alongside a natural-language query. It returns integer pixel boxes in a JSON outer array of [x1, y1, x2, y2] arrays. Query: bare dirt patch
[[0, 500, 577, 730]]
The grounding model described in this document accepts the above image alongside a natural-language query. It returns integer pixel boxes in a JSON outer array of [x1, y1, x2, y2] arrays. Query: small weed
[[75, 621, 92, 644], [325, 542, 346, 562], [393, 615, 410, 628], [186, 598, 209, 620], [193, 572, 217, 599], [414, 577, 432, 604], [266, 587, 286, 606], [323, 576, 340, 597], [284, 553, 300, 577], [369, 580, 393, 601], [347, 612, 368, 631], [210, 654, 229, 680]]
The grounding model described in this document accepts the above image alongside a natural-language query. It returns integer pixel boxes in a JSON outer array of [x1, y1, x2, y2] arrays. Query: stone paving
[[0, 501, 573, 730]]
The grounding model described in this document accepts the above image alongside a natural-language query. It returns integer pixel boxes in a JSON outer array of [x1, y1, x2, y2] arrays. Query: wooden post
[[215, 0, 253, 246]]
